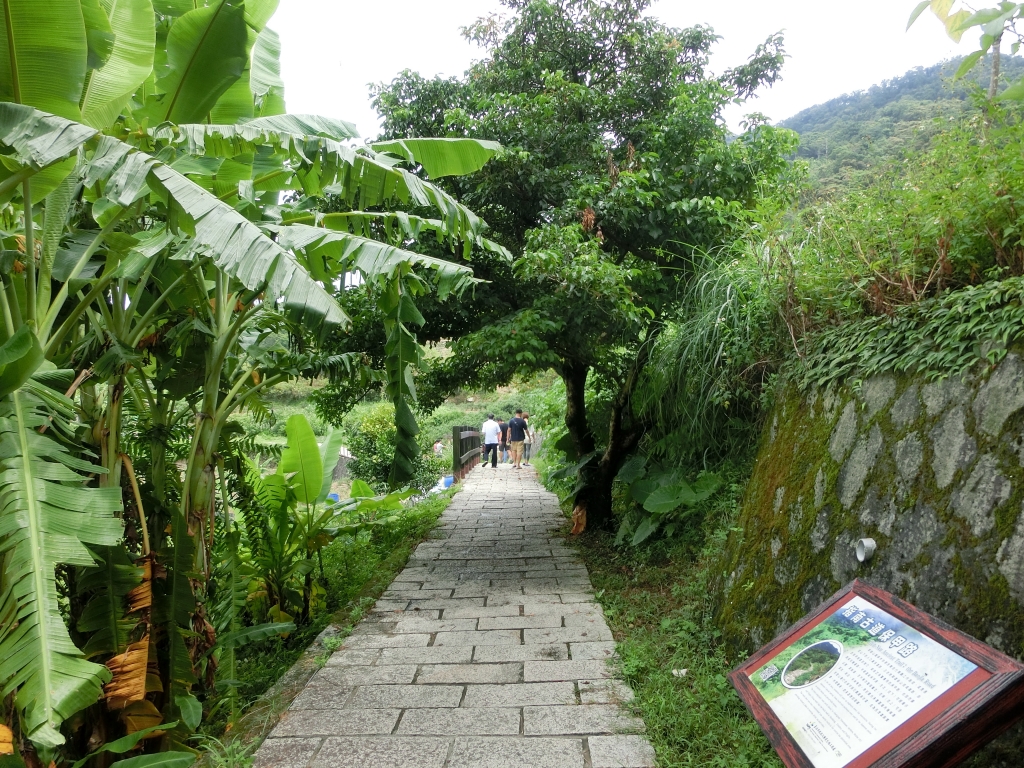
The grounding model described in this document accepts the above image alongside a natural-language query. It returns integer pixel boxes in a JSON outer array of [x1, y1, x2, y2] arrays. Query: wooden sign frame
[[729, 580, 1024, 768]]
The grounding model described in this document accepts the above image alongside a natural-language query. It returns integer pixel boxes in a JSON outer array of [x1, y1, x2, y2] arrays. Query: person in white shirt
[[481, 414, 501, 468]]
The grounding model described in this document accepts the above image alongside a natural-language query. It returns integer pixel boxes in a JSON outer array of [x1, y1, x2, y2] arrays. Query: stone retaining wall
[[719, 353, 1024, 659]]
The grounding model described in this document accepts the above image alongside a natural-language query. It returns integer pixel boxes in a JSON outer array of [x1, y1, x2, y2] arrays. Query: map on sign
[[748, 597, 978, 768]]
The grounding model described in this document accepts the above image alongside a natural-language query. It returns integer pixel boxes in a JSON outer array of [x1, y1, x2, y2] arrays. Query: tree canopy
[[365, 0, 797, 528]]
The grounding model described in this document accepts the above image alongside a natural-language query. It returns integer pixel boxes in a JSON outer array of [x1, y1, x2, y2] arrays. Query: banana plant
[[277, 414, 341, 619], [0, 113, 351, 737], [240, 416, 415, 620], [0, 104, 437, 751], [0, 0, 505, 755]]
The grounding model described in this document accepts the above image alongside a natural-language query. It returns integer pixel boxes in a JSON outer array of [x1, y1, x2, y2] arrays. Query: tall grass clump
[[638, 106, 1024, 465], [636, 235, 793, 464]]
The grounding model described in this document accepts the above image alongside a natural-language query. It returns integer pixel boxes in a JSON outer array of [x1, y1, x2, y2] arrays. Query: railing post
[[451, 425, 482, 483], [472, 429, 480, 472], [452, 425, 461, 479]]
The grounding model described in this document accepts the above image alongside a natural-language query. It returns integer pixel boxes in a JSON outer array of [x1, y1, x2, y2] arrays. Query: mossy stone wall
[[719, 352, 1024, 661]]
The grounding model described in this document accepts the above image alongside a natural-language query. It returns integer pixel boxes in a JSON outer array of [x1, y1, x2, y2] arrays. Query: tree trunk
[[573, 461, 614, 532], [990, 35, 1002, 103], [561, 327, 659, 533], [559, 361, 644, 533], [560, 361, 596, 457], [576, 401, 643, 531]]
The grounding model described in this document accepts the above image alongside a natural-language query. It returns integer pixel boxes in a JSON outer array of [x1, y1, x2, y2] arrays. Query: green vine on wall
[[795, 277, 1024, 389]]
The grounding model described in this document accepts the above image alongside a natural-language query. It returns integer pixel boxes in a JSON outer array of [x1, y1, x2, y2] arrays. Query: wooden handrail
[[452, 424, 483, 482], [459, 446, 482, 464]]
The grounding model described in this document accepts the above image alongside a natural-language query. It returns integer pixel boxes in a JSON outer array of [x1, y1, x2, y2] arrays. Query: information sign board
[[730, 580, 1024, 768]]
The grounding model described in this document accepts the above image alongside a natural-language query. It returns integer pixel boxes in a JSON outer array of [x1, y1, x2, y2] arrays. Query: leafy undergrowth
[[202, 490, 455, 746], [571, 499, 783, 767]]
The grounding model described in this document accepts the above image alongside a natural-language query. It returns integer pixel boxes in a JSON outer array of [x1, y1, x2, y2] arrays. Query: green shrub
[[344, 402, 447, 493], [568, 461, 782, 768], [344, 403, 397, 492], [796, 276, 1024, 388], [636, 110, 1024, 466], [416, 451, 450, 491]]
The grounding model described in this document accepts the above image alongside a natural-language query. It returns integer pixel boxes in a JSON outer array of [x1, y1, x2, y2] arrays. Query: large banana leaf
[[250, 27, 285, 117], [156, 0, 247, 123], [157, 120, 344, 163], [276, 223, 477, 300], [313, 210, 511, 259], [0, 383, 124, 750], [0, 0, 90, 199], [0, 105, 98, 171], [0, 103, 349, 332], [154, 122, 492, 243], [0, 0, 88, 120], [161, 114, 357, 155], [279, 413, 321, 506], [208, 0, 281, 124], [80, 0, 157, 129], [151, 162, 347, 330], [371, 137, 503, 179], [0, 327, 43, 398], [80, 0, 116, 70]]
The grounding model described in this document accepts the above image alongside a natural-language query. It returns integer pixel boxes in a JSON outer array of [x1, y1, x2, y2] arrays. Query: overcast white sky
[[272, 0, 978, 139]]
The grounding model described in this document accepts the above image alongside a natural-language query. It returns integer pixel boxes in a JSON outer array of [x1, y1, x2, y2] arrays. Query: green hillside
[[781, 55, 1024, 192]]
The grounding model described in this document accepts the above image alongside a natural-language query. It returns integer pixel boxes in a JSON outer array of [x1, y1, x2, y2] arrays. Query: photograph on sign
[[747, 596, 978, 768]]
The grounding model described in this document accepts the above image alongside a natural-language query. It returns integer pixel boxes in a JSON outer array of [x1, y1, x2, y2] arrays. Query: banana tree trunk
[[162, 275, 240, 732]]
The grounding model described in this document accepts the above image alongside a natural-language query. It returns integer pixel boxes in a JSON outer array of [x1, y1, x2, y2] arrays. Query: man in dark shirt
[[507, 409, 529, 469], [498, 418, 509, 463]]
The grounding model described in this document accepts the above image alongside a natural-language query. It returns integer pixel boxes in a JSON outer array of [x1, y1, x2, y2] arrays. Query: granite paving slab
[[252, 463, 654, 767]]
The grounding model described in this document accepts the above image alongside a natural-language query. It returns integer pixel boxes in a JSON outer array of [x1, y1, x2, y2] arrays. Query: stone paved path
[[253, 464, 656, 768]]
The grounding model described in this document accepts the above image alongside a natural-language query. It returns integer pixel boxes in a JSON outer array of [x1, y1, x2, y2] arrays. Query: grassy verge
[[201, 490, 455, 755], [567, 474, 783, 768]]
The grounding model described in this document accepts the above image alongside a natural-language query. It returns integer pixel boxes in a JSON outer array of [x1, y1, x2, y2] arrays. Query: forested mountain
[[781, 55, 1024, 192]]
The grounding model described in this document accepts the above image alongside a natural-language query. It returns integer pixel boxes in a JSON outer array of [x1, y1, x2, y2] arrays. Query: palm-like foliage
[[0, 381, 123, 750], [0, 106, 349, 335], [0, 0, 503, 757]]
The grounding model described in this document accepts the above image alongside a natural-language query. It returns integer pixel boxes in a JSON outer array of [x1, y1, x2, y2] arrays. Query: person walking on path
[[498, 417, 509, 464], [523, 411, 534, 466], [481, 414, 500, 468], [507, 408, 529, 469]]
